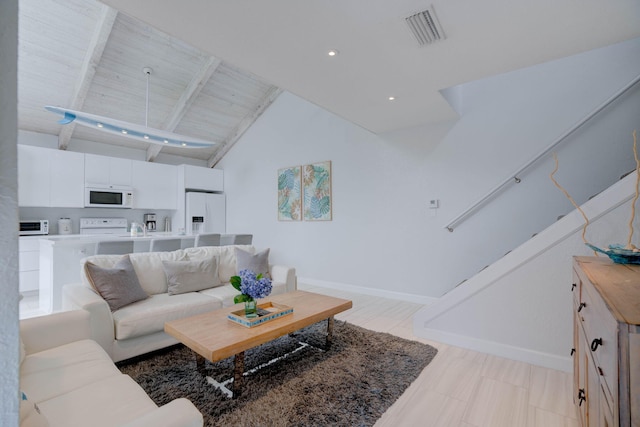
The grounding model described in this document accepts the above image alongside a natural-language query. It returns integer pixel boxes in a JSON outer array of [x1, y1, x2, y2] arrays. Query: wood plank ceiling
[[18, 0, 281, 166]]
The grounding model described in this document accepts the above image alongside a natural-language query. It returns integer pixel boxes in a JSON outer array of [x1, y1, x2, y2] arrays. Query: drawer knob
[[578, 388, 585, 406], [578, 302, 586, 312], [590, 338, 603, 352], [570, 348, 575, 356], [571, 283, 576, 291]]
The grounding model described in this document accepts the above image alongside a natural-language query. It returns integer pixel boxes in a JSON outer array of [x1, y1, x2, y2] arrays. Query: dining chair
[[149, 238, 182, 252], [95, 240, 135, 255], [194, 233, 221, 247]]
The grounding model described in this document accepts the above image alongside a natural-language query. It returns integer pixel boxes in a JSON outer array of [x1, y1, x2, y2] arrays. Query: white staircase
[[413, 172, 639, 371]]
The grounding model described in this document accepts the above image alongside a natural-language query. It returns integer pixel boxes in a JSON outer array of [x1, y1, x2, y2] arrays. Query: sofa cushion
[[21, 391, 49, 427], [112, 293, 222, 340], [20, 340, 120, 403], [36, 375, 158, 427], [236, 247, 270, 278], [163, 256, 221, 296], [185, 245, 255, 283], [128, 250, 189, 295], [85, 255, 148, 311]]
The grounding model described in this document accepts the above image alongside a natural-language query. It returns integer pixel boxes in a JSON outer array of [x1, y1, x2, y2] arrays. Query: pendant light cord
[[143, 67, 152, 127]]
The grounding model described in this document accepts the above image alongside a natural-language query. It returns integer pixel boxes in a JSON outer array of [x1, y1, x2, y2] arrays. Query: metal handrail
[[445, 72, 640, 232]]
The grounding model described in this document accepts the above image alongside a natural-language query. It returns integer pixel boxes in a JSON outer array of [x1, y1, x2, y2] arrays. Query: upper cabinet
[[18, 145, 84, 207], [131, 160, 178, 210], [18, 146, 223, 210], [85, 154, 132, 188], [180, 164, 224, 192]]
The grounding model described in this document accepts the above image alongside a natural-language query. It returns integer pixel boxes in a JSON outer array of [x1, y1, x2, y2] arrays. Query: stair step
[[620, 169, 635, 180]]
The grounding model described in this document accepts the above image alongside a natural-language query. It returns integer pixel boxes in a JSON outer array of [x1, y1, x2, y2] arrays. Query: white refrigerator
[[185, 192, 226, 235]]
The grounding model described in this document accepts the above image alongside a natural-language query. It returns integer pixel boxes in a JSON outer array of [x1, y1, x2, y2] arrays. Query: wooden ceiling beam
[[57, 5, 117, 150], [145, 56, 221, 162], [207, 86, 283, 168]]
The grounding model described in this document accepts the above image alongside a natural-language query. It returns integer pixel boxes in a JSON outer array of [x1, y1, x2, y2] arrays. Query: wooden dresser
[[572, 257, 640, 427]]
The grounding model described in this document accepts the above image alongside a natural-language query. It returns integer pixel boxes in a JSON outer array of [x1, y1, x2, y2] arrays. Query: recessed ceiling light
[[96, 123, 103, 128], [388, 96, 396, 101], [143, 135, 149, 140], [121, 129, 128, 134], [328, 49, 339, 57]]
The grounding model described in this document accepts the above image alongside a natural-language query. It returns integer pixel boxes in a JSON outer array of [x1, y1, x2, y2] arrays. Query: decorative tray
[[586, 243, 640, 265], [228, 301, 293, 328]]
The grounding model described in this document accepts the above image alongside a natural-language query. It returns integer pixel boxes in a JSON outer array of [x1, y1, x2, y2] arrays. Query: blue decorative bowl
[[586, 243, 640, 265]]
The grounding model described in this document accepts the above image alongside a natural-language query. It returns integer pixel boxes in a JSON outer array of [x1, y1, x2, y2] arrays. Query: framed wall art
[[303, 161, 332, 221], [277, 166, 302, 221]]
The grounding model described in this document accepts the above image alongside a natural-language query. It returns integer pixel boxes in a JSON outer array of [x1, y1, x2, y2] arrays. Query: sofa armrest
[[270, 265, 297, 293], [121, 398, 203, 427], [20, 310, 90, 355], [62, 284, 115, 358]]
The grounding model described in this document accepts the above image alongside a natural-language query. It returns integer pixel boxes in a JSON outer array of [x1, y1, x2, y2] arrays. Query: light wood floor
[[299, 283, 579, 427], [20, 287, 579, 426]]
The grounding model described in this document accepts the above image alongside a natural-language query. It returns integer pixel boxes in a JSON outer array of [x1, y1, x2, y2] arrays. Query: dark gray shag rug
[[117, 321, 438, 427]]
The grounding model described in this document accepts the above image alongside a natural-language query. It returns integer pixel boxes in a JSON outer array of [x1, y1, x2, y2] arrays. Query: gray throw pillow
[[163, 256, 221, 295], [85, 255, 148, 311], [236, 247, 270, 278]]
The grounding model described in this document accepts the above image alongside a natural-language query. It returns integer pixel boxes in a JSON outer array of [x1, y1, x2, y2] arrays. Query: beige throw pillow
[[85, 255, 148, 311], [236, 247, 270, 278], [163, 256, 221, 295]]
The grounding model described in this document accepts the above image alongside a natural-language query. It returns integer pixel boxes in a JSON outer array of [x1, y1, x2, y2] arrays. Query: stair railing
[[445, 73, 640, 232]]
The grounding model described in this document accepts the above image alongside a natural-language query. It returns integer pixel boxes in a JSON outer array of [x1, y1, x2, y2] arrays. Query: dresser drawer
[[580, 276, 618, 404]]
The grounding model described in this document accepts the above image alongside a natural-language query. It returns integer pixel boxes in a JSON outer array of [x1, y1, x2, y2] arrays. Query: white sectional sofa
[[19, 309, 203, 427], [62, 245, 297, 362]]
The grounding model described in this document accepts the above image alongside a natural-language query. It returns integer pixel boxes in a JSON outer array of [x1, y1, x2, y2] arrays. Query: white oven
[[85, 186, 134, 208]]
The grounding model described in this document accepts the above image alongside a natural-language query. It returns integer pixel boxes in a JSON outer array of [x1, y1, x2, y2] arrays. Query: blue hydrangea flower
[[237, 269, 272, 299]]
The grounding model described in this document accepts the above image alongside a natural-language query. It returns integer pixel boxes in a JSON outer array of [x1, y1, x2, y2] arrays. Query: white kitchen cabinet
[[131, 160, 178, 210], [18, 145, 50, 207], [19, 237, 40, 293], [18, 145, 84, 207], [49, 150, 84, 207], [85, 153, 132, 188], [181, 164, 223, 192]]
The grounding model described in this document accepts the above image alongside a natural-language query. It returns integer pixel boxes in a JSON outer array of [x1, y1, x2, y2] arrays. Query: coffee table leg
[[195, 354, 206, 374], [233, 351, 245, 398], [326, 316, 334, 349]]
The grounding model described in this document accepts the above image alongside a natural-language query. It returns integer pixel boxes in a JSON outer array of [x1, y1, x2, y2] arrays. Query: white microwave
[[85, 186, 134, 208], [19, 220, 49, 236]]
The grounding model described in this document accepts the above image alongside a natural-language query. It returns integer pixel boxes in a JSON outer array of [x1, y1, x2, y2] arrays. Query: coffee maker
[[143, 213, 157, 232]]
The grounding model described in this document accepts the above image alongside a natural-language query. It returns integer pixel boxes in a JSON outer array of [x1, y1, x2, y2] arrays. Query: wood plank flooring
[[20, 286, 579, 426], [299, 283, 578, 427]]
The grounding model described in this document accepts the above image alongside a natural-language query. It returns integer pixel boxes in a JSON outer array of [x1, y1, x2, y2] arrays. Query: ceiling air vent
[[405, 7, 446, 46]]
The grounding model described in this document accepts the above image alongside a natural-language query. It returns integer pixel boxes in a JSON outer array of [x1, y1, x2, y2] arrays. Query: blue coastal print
[[303, 161, 332, 221]]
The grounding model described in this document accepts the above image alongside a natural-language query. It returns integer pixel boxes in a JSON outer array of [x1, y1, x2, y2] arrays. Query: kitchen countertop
[[32, 232, 195, 245]]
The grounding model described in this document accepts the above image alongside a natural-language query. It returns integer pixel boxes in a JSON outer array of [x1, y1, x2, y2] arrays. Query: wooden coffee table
[[164, 290, 352, 398]]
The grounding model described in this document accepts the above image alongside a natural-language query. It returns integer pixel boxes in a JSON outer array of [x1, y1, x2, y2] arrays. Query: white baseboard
[[415, 325, 572, 372], [297, 276, 438, 306]]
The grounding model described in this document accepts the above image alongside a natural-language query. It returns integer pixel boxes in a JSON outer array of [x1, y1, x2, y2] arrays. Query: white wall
[[0, 0, 20, 424], [219, 37, 640, 300], [416, 173, 639, 371]]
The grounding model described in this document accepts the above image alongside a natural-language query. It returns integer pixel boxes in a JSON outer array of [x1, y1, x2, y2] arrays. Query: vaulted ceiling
[[18, 0, 280, 166], [18, 0, 640, 166]]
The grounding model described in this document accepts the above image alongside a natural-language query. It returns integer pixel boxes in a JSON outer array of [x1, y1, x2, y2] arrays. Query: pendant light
[[45, 67, 216, 148]]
